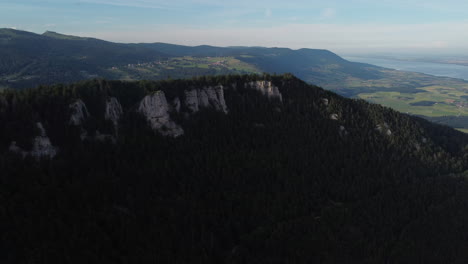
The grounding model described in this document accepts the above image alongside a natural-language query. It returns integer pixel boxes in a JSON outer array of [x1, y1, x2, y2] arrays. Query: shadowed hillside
[[1, 74, 468, 263]]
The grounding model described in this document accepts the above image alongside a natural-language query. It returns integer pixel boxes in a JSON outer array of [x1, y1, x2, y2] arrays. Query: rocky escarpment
[[69, 98, 121, 141], [246, 81, 283, 101], [105, 97, 123, 128], [138, 91, 184, 137], [138, 85, 230, 137], [376, 123, 392, 136], [8, 80, 280, 144], [65, 81, 281, 138], [9, 122, 57, 159], [69, 99, 89, 126], [184, 85, 228, 114]]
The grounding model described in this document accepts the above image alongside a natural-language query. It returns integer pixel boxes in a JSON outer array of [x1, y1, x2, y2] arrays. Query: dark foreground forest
[[1, 74, 468, 263]]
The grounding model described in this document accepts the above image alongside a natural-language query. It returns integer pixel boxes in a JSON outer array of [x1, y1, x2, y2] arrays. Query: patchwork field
[[320, 67, 468, 130], [106, 56, 261, 81], [358, 86, 468, 117]]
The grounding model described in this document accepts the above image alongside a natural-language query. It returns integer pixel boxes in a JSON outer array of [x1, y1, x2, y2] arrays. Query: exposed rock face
[[9, 122, 57, 159], [246, 81, 283, 101], [69, 99, 89, 126], [105, 97, 123, 128], [184, 86, 228, 114], [204, 86, 228, 113], [32, 122, 57, 158], [214, 86, 228, 113], [64, 81, 285, 139], [330, 114, 339, 120], [376, 123, 392, 136], [322, 98, 329, 106], [139, 91, 184, 137], [185, 89, 199, 113], [172, 97, 181, 113]]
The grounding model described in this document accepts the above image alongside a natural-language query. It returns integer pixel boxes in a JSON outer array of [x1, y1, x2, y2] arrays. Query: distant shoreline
[[344, 56, 468, 81]]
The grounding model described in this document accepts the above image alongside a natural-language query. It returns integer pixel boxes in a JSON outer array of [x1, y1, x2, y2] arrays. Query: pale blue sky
[[2, 0, 468, 53]]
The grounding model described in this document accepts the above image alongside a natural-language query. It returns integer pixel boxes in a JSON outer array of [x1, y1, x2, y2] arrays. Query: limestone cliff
[[184, 89, 200, 113], [13, 80, 284, 142], [376, 123, 392, 136], [184, 86, 228, 114], [138, 91, 184, 137], [9, 122, 57, 159], [246, 81, 283, 101], [69, 99, 89, 126], [172, 97, 181, 113], [105, 97, 123, 128], [330, 114, 339, 120]]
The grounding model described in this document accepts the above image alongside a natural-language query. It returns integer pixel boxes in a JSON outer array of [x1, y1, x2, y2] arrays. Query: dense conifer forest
[[1, 74, 468, 263]]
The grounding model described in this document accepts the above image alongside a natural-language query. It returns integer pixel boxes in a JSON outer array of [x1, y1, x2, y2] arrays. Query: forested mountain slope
[[0, 29, 165, 89], [1, 74, 468, 263], [0, 29, 381, 90]]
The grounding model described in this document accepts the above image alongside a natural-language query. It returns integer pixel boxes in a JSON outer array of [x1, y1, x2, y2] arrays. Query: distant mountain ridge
[[1, 28, 467, 131], [0, 28, 382, 90]]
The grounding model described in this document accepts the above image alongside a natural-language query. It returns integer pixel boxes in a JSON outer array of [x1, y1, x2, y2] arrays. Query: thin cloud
[[319, 8, 336, 20], [76, 0, 322, 10], [77, 0, 174, 9]]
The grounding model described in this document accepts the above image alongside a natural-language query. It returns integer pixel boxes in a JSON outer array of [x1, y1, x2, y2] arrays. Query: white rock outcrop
[[330, 114, 339, 120], [172, 97, 181, 113], [184, 86, 228, 114], [69, 99, 89, 126], [139, 91, 184, 137], [376, 123, 392, 136], [9, 122, 57, 159], [105, 97, 123, 128], [185, 89, 200, 113], [246, 81, 283, 101], [322, 98, 329, 106]]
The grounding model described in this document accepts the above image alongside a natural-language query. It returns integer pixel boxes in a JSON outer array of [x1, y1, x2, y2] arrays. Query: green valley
[[318, 68, 468, 130], [105, 56, 261, 80]]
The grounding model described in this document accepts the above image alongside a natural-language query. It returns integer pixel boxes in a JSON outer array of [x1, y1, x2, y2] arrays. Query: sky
[[2, 0, 468, 54]]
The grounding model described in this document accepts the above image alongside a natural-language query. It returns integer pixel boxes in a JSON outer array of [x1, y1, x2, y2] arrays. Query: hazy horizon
[[3, 0, 468, 54]]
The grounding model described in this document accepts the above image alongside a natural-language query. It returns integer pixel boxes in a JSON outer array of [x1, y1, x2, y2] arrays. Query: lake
[[343, 56, 468, 81]]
